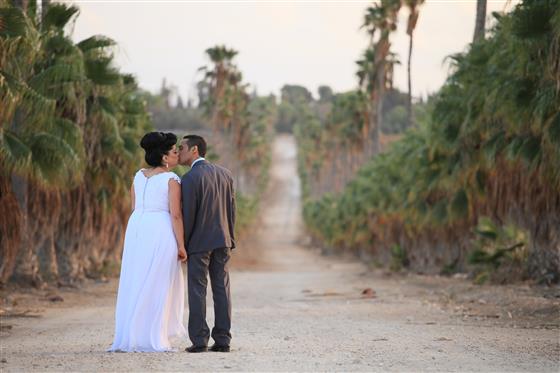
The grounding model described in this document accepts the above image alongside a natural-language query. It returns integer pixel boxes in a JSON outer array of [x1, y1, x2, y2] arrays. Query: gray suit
[[181, 159, 236, 347]]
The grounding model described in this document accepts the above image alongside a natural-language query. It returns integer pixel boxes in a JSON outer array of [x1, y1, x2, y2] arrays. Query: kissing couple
[[108, 132, 236, 353]]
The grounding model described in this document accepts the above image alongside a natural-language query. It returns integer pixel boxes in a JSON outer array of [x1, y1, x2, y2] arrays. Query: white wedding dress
[[108, 170, 186, 352]]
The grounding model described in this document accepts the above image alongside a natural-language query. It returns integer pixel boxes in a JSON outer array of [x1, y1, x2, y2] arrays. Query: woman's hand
[[178, 246, 188, 262]]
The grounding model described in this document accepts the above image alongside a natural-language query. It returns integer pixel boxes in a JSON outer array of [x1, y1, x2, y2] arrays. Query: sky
[[69, 0, 518, 102]]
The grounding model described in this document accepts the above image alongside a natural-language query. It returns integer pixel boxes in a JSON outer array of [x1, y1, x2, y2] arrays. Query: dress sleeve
[[168, 172, 181, 184]]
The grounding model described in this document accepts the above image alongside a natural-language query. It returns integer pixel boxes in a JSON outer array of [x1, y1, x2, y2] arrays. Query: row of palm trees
[[300, 0, 560, 283], [1, 1, 152, 286]]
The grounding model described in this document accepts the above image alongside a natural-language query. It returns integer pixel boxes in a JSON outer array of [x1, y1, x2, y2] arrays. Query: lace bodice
[[133, 169, 181, 213]]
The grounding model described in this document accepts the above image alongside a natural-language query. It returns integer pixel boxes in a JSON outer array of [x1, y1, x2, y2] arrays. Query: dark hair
[[140, 132, 177, 167], [183, 135, 207, 157]]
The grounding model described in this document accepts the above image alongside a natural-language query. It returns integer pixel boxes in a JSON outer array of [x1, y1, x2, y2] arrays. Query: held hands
[[178, 245, 188, 263]]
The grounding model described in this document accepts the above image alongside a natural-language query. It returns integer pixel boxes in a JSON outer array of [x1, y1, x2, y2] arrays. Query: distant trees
[[381, 89, 411, 134], [143, 81, 206, 132], [281, 85, 313, 105], [318, 85, 334, 103], [275, 84, 312, 133]]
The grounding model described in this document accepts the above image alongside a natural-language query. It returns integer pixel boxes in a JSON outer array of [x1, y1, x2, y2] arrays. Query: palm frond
[[0, 129, 32, 170], [77, 35, 116, 52], [84, 57, 120, 86], [42, 3, 79, 31], [0, 7, 27, 38]]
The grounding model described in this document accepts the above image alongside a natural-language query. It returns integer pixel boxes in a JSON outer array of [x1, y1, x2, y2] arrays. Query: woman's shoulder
[[134, 168, 145, 178], [165, 171, 181, 184]]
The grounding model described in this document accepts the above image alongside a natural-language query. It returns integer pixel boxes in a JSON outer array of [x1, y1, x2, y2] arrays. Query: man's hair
[[183, 135, 207, 157]]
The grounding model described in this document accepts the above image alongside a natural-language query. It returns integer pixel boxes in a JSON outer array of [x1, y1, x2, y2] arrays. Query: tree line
[[296, 0, 559, 284]]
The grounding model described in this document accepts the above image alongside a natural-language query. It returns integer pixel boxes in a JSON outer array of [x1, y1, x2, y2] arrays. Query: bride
[[108, 131, 188, 352]]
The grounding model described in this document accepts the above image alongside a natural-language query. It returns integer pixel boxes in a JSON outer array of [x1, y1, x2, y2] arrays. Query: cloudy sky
[[70, 0, 518, 101]]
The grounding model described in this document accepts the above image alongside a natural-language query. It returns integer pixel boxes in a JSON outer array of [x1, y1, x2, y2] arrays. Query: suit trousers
[[187, 247, 232, 347]]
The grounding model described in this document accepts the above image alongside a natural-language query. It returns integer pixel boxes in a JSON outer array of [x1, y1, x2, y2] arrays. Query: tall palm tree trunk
[[407, 33, 414, 128], [376, 95, 383, 152], [12, 179, 39, 286], [0, 174, 22, 284], [473, 0, 487, 43], [405, 0, 423, 128], [369, 98, 380, 156]]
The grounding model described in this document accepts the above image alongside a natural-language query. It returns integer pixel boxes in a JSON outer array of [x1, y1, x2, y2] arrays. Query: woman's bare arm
[[169, 179, 187, 262]]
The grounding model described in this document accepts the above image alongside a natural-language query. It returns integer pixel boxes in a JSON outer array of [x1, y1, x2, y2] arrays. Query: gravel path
[[1, 134, 558, 372]]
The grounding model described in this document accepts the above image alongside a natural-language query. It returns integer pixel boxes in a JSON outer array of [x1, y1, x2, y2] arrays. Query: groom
[[178, 134, 236, 353]]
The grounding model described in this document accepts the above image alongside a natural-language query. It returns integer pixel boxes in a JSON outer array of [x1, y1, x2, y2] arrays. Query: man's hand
[[178, 246, 188, 263]]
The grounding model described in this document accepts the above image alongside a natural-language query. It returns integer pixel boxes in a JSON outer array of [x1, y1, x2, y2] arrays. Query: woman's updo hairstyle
[[140, 132, 177, 167]]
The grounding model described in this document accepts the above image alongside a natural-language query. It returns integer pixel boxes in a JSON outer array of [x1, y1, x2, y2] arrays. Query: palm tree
[[198, 45, 241, 176], [197, 46, 274, 196], [360, 0, 402, 156], [403, 0, 425, 128], [199, 45, 239, 131]]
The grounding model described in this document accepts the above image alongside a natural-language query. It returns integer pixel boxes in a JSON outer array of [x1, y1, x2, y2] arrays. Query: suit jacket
[[181, 160, 236, 254]]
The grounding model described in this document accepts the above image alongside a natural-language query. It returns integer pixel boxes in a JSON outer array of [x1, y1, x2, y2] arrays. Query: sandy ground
[[1, 134, 559, 372]]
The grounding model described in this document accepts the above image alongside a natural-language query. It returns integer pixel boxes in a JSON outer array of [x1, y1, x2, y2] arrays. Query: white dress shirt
[[191, 157, 205, 168]]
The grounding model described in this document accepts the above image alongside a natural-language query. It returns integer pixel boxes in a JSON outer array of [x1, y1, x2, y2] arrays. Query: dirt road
[[1, 135, 559, 372]]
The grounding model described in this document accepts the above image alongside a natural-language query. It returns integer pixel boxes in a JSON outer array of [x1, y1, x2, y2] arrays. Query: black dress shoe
[[210, 344, 230, 352], [185, 345, 208, 353]]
